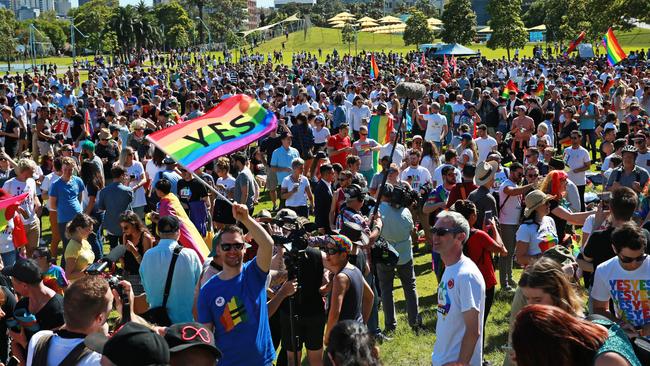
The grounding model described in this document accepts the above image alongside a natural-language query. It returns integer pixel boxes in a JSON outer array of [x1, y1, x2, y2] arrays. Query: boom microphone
[[395, 82, 427, 100]]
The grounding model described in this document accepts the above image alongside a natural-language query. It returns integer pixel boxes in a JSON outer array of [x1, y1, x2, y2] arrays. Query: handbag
[[141, 245, 182, 326], [371, 236, 399, 267]]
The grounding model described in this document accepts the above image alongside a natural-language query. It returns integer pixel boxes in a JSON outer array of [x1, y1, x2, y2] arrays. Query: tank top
[[338, 265, 364, 323], [592, 319, 641, 366]]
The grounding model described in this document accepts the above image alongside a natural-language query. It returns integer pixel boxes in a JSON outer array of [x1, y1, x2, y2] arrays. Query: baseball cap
[[85, 322, 170, 365], [344, 184, 366, 201], [339, 221, 369, 247], [164, 322, 221, 360], [1, 258, 42, 284], [162, 157, 176, 165], [157, 216, 180, 234], [328, 234, 353, 254]]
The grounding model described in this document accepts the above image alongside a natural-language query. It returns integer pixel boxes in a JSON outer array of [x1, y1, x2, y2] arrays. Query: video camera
[[381, 182, 420, 209], [270, 212, 317, 281], [84, 245, 131, 323]]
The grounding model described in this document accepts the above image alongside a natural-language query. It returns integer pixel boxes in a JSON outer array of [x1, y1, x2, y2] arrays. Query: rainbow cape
[[501, 80, 519, 98], [602, 28, 627, 66], [159, 193, 210, 262], [368, 114, 394, 172], [533, 81, 545, 99], [147, 94, 277, 172], [370, 53, 380, 79]]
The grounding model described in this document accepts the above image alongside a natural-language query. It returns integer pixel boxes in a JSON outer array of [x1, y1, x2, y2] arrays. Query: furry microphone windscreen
[[395, 82, 427, 100]]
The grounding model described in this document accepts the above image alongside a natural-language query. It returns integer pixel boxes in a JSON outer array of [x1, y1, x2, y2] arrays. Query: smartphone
[[484, 210, 494, 223]]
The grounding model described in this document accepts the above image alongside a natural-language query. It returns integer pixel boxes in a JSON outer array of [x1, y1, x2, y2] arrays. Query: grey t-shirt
[[468, 185, 497, 229], [605, 166, 649, 191], [234, 167, 255, 209], [352, 139, 379, 172]]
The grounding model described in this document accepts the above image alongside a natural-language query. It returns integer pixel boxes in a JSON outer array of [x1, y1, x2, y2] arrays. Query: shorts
[[266, 167, 278, 190], [280, 313, 326, 352]]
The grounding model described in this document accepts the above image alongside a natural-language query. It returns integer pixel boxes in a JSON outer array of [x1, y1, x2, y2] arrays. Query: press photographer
[[270, 209, 326, 366]]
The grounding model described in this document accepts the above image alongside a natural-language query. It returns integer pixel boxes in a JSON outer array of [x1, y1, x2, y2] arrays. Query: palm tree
[[108, 6, 138, 62]]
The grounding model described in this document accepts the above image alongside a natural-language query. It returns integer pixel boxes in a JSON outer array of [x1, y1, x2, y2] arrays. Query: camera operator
[[376, 184, 422, 333], [26, 275, 113, 365], [271, 209, 327, 366], [197, 202, 275, 366], [2, 258, 64, 364]]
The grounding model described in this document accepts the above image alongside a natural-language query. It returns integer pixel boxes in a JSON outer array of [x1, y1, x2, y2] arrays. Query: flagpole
[[190, 170, 234, 207]]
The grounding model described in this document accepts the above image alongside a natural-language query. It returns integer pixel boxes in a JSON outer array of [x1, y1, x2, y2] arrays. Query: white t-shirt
[[591, 256, 650, 328], [311, 126, 330, 144], [420, 155, 438, 179], [461, 148, 475, 165], [635, 151, 650, 174], [216, 176, 236, 198], [349, 105, 371, 132], [498, 179, 522, 225], [41, 172, 61, 210], [432, 255, 485, 366], [126, 161, 146, 208], [400, 166, 432, 191], [515, 216, 558, 256], [423, 113, 447, 142], [3, 178, 39, 225], [474, 136, 497, 161], [145, 160, 165, 183], [379, 143, 406, 167], [26, 330, 102, 366], [563, 146, 591, 186], [281, 175, 310, 207], [0, 218, 14, 254]]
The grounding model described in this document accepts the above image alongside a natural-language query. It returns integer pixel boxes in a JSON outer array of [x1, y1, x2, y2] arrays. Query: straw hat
[[474, 161, 498, 187], [98, 128, 111, 140], [524, 190, 554, 217]]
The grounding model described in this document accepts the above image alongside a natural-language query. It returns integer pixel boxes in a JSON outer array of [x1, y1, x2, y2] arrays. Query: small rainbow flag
[[501, 80, 519, 98], [147, 94, 277, 172], [539, 232, 558, 253], [0, 193, 28, 232], [602, 28, 627, 66], [563, 31, 586, 57], [159, 193, 210, 262], [533, 81, 545, 99], [368, 114, 394, 172], [370, 53, 380, 79]]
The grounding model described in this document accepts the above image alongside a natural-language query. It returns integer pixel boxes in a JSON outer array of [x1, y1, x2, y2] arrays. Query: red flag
[[421, 52, 426, 65], [443, 55, 450, 72], [451, 56, 457, 76], [563, 31, 586, 57], [84, 109, 93, 137]]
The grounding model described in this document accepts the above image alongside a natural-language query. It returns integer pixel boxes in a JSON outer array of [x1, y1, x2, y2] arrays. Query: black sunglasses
[[618, 253, 647, 264], [322, 247, 344, 255], [221, 242, 245, 252], [431, 227, 464, 236]]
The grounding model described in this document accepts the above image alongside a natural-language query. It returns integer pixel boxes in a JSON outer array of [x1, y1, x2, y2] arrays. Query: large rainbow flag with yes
[[368, 114, 394, 172], [159, 192, 210, 262], [147, 94, 278, 171]]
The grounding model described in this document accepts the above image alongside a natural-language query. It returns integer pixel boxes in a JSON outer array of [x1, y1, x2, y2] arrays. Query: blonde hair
[[15, 158, 37, 175], [130, 118, 147, 132]]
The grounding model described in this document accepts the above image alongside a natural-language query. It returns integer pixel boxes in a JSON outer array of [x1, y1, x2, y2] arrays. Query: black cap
[[164, 322, 221, 360], [158, 216, 180, 234], [85, 322, 170, 365], [344, 184, 366, 201], [1, 258, 42, 284], [340, 221, 369, 246], [162, 157, 176, 165], [548, 157, 565, 170]]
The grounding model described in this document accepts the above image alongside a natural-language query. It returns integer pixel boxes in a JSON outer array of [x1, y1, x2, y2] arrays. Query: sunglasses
[[527, 174, 539, 178], [221, 242, 245, 251], [323, 247, 344, 256], [618, 253, 647, 264], [431, 227, 463, 236]]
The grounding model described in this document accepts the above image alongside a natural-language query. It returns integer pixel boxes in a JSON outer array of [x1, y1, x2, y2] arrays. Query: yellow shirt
[[64, 238, 95, 275]]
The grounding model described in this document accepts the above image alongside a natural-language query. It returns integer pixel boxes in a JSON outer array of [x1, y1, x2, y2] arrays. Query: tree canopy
[[403, 10, 434, 47], [487, 0, 528, 59], [440, 0, 476, 44]]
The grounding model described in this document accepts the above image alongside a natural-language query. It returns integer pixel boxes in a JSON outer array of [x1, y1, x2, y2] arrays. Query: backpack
[[31, 333, 94, 366]]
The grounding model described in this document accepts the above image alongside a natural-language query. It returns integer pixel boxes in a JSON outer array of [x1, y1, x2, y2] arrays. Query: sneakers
[[374, 332, 392, 344]]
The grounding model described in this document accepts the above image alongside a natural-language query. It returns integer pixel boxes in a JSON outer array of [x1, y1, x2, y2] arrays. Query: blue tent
[[433, 43, 479, 56]]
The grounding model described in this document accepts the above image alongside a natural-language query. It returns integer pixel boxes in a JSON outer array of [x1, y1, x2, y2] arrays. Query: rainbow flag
[[602, 78, 616, 94], [533, 80, 545, 99], [602, 28, 627, 66], [539, 232, 558, 253], [84, 109, 93, 137], [147, 94, 277, 172], [370, 53, 380, 79], [563, 31, 586, 57], [368, 114, 394, 172], [501, 80, 519, 98], [159, 193, 210, 262], [0, 193, 28, 232]]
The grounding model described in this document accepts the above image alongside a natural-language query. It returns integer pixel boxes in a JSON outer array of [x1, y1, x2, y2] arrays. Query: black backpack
[[31, 333, 94, 366]]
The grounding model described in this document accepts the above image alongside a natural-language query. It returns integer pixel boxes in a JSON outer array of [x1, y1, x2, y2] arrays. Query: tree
[[205, 0, 246, 44], [440, 0, 476, 44], [522, 0, 545, 28], [341, 24, 356, 55], [32, 11, 69, 52], [168, 25, 190, 49], [69, 0, 118, 53], [487, 0, 528, 60], [154, 1, 194, 49], [413, 0, 438, 18], [403, 10, 433, 47], [0, 9, 18, 70]]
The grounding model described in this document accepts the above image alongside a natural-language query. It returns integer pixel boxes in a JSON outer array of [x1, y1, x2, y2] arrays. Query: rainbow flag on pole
[[563, 31, 586, 57], [147, 94, 277, 172], [533, 80, 545, 99], [501, 80, 519, 98], [368, 114, 394, 172], [370, 53, 380, 79], [602, 28, 627, 66]]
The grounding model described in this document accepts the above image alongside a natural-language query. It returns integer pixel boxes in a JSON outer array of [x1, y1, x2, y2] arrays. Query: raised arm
[[232, 203, 273, 272]]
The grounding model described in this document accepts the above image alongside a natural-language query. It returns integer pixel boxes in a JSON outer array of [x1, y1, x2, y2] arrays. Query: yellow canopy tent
[[378, 15, 402, 24], [357, 16, 376, 23]]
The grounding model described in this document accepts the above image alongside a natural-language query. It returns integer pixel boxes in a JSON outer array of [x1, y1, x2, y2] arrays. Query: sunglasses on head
[[431, 227, 463, 236], [322, 247, 344, 255], [221, 242, 245, 252], [618, 253, 647, 264]]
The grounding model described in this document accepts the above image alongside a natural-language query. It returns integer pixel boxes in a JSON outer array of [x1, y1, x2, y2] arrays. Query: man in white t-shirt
[[26, 276, 113, 365], [431, 211, 485, 366], [349, 96, 372, 138], [474, 124, 497, 162], [423, 102, 447, 148], [3, 158, 41, 256], [633, 132, 650, 173], [497, 162, 534, 291], [379, 130, 406, 167], [433, 150, 462, 187], [400, 150, 432, 192], [591, 222, 650, 337], [563, 130, 591, 211]]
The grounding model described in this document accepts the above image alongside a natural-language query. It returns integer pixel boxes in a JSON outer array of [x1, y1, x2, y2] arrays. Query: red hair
[[512, 304, 608, 366], [542, 170, 568, 199]]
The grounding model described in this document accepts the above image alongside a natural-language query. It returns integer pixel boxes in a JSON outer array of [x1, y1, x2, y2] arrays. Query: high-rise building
[[54, 0, 70, 16], [40, 0, 54, 12], [153, 0, 170, 5], [247, 0, 258, 30], [17, 5, 39, 20]]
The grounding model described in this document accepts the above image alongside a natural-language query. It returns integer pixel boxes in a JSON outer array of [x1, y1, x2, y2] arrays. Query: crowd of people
[[0, 44, 648, 366]]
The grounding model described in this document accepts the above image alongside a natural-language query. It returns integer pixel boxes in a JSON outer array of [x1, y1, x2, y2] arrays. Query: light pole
[[195, 17, 212, 51], [70, 17, 88, 64]]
